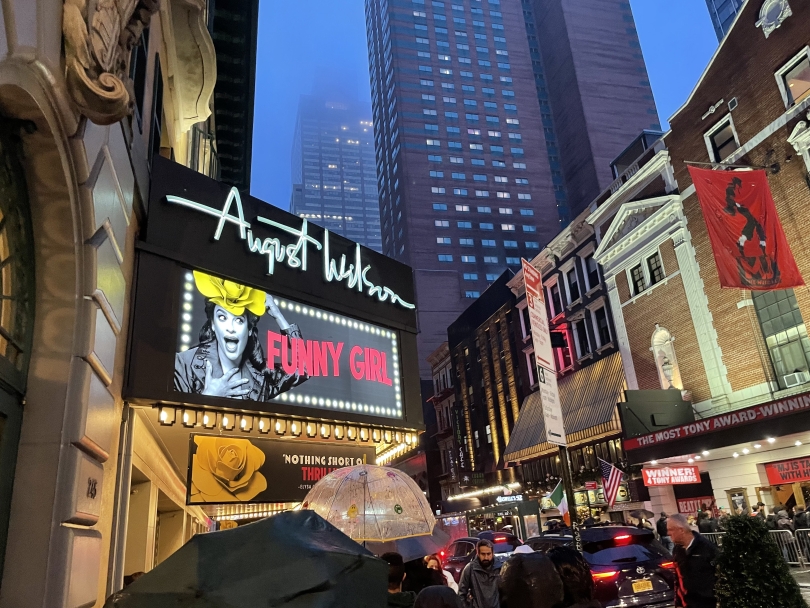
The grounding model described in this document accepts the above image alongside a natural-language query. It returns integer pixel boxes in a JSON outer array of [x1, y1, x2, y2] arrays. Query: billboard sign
[[175, 269, 403, 419], [641, 466, 701, 486], [764, 458, 810, 485], [187, 434, 376, 504]]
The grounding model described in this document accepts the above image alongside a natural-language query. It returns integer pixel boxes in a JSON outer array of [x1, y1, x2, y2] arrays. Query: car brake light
[[614, 534, 632, 545], [440, 550, 446, 558], [592, 570, 619, 581], [661, 561, 676, 569], [494, 536, 507, 542]]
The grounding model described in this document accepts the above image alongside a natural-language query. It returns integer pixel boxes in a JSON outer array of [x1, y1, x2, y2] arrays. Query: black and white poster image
[[174, 270, 404, 419]]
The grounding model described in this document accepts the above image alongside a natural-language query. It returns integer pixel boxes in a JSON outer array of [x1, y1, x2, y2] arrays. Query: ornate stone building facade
[[0, 1, 256, 604]]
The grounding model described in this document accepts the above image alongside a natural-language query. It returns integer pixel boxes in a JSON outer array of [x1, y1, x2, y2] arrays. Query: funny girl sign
[[175, 269, 404, 419]]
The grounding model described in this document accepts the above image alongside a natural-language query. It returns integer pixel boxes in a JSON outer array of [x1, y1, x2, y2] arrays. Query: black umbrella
[[364, 525, 451, 562], [104, 510, 387, 607]]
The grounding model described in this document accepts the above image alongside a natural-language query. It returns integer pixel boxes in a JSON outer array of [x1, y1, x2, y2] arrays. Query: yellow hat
[[193, 270, 266, 317]]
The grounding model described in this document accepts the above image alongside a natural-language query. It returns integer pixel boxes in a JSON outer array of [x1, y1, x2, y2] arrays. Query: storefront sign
[[166, 188, 415, 310], [677, 498, 714, 514], [623, 391, 810, 450], [642, 466, 701, 486], [174, 269, 403, 419], [764, 458, 810, 485], [187, 435, 375, 505], [495, 494, 524, 504], [584, 481, 598, 490]]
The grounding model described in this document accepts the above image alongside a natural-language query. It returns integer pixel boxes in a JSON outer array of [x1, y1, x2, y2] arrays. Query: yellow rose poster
[[187, 434, 376, 505]]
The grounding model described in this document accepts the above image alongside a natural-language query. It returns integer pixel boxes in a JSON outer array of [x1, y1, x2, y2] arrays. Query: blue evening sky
[[249, 0, 719, 209]]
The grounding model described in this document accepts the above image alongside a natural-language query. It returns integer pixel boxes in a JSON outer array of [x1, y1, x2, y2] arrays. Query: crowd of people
[[380, 511, 728, 608]]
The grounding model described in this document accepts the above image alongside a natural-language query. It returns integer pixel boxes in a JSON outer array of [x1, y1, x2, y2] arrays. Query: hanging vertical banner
[[522, 259, 566, 446], [688, 166, 803, 290], [522, 259, 553, 369]]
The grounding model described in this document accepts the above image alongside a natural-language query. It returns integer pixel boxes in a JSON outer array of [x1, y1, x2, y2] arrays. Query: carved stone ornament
[[755, 0, 792, 39], [63, 0, 160, 125]]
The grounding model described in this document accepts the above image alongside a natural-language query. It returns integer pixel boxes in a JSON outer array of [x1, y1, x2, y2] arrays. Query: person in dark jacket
[[498, 551, 563, 608], [547, 546, 601, 608], [657, 512, 673, 552], [667, 514, 719, 608], [415, 586, 464, 608], [383, 552, 417, 608], [458, 540, 501, 608], [696, 511, 718, 533], [793, 505, 808, 530]]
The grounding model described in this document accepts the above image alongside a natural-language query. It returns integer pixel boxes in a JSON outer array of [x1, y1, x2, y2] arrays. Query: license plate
[[632, 580, 653, 593]]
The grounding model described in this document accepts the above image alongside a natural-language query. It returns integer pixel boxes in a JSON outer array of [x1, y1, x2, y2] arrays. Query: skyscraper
[[705, 0, 744, 41], [365, 0, 657, 375], [290, 95, 382, 252]]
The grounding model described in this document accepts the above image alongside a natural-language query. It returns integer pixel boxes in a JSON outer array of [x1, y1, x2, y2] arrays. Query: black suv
[[525, 526, 675, 608], [442, 532, 523, 582]]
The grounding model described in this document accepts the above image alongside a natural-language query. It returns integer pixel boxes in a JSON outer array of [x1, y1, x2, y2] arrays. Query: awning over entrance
[[504, 352, 626, 463]]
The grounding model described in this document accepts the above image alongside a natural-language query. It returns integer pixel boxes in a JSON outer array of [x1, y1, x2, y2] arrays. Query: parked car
[[525, 526, 676, 608], [441, 532, 523, 582]]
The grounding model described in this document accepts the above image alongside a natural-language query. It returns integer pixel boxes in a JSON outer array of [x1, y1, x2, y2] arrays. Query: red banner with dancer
[[688, 166, 803, 290]]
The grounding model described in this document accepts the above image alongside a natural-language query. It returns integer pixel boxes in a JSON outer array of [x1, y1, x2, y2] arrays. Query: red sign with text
[[677, 497, 715, 514], [764, 458, 810, 486], [642, 466, 701, 486]]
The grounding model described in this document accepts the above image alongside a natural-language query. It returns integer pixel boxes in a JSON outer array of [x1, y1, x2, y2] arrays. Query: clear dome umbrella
[[303, 464, 437, 543]]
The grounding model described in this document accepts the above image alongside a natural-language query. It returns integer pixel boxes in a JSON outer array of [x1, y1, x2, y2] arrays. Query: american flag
[[599, 458, 624, 508]]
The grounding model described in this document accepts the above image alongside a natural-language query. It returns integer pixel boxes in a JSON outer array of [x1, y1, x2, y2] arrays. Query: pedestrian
[[383, 552, 417, 608], [426, 553, 459, 592], [696, 511, 718, 533], [405, 558, 446, 596], [751, 502, 766, 519], [794, 506, 808, 530], [458, 539, 501, 608], [547, 546, 601, 608], [498, 551, 563, 608], [765, 513, 779, 530], [777, 509, 794, 531], [667, 513, 719, 608], [657, 512, 673, 552], [415, 586, 464, 608]]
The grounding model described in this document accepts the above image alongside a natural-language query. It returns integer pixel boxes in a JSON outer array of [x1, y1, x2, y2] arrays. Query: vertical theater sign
[[125, 158, 423, 507]]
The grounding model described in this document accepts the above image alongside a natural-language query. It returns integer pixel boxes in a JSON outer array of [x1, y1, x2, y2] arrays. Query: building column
[[606, 277, 638, 389], [671, 228, 733, 409], [647, 485, 678, 519]]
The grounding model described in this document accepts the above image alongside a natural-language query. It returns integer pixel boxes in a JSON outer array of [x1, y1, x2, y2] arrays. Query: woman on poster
[[175, 270, 308, 401]]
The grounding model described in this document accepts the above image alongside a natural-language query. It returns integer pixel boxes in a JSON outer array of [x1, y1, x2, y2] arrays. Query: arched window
[[651, 325, 682, 390]]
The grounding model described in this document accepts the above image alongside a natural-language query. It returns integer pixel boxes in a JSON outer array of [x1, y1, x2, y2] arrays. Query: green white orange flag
[[549, 480, 570, 526]]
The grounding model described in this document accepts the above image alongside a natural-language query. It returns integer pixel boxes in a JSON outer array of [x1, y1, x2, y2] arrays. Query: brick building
[[592, 0, 810, 517]]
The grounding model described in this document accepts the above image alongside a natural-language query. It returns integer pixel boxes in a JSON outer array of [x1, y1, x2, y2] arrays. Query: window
[[433, 203, 447, 211], [442, 82, 455, 90], [493, 160, 506, 167], [498, 207, 512, 213], [428, 154, 442, 162], [458, 221, 472, 228], [630, 264, 645, 295], [574, 319, 591, 358], [435, 220, 450, 227], [502, 89, 515, 97], [488, 130, 501, 137], [478, 206, 491, 213], [484, 256, 499, 263], [418, 51, 430, 58], [445, 111, 459, 118], [129, 27, 150, 123], [464, 98, 477, 106], [482, 239, 495, 246], [566, 266, 580, 302], [513, 162, 526, 169], [501, 223, 515, 231], [486, 273, 498, 281], [585, 254, 599, 289], [438, 254, 453, 262], [473, 174, 487, 181], [778, 49, 810, 107], [450, 156, 463, 163], [504, 103, 517, 111], [490, 145, 504, 153], [427, 139, 441, 147], [706, 117, 738, 161], [470, 143, 483, 150], [648, 252, 665, 285], [466, 113, 479, 121], [475, 190, 489, 197], [525, 241, 539, 249], [594, 306, 611, 346], [465, 291, 480, 298], [753, 289, 810, 390], [449, 141, 462, 149], [461, 255, 476, 263], [468, 128, 481, 135], [554, 332, 573, 371], [550, 283, 562, 317], [452, 172, 466, 180], [421, 79, 434, 86], [437, 237, 451, 245], [471, 158, 485, 166], [480, 222, 493, 230], [486, 116, 499, 124], [463, 273, 479, 281], [440, 68, 453, 75], [522, 225, 536, 232], [429, 170, 444, 178], [517, 193, 531, 201], [460, 238, 474, 246], [506, 257, 520, 265], [443, 96, 457, 103], [422, 94, 436, 101], [456, 204, 470, 211], [447, 126, 460, 133], [454, 188, 468, 196], [520, 208, 534, 216], [419, 65, 433, 72], [482, 87, 495, 95], [504, 240, 517, 248]]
